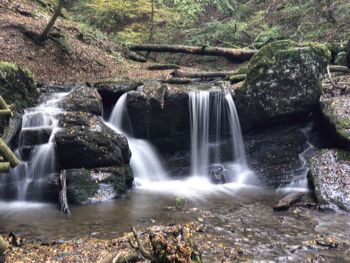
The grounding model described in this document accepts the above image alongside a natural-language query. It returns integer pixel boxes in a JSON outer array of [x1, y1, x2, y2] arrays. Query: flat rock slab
[[273, 192, 304, 211], [308, 149, 350, 212]]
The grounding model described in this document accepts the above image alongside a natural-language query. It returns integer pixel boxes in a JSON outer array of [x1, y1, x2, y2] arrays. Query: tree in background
[[37, 0, 65, 42]]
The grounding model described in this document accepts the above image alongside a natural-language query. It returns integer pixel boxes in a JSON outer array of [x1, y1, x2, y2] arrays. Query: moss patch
[[0, 61, 39, 111]]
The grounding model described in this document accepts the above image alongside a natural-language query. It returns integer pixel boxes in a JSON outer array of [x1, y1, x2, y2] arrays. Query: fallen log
[[147, 64, 180, 70], [130, 44, 256, 61], [59, 170, 71, 215], [0, 162, 10, 173], [0, 109, 12, 117], [0, 138, 21, 168], [329, 65, 350, 74], [171, 69, 237, 79], [162, 77, 193, 84], [229, 74, 246, 83]]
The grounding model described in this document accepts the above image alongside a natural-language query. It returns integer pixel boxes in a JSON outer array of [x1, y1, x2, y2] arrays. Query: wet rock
[[245, 123, 307, 187], [235, 40, 330, 129], [308, 149, 350, 212], [273, 192, 304, 211], [55, 112, 131, 169], [208, 164, 226, 184], [126, 82, 191, 152], [59, 87, 103, 115], [19, 127, 51, 146], [320, 96, 350, 150], [66, 166, 133, 204], [94, 79, 142, 115], [0, 61, 39, 111]]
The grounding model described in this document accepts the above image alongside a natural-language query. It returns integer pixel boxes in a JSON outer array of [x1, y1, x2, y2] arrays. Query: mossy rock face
[[0, 61, 39, 111], [320, 96, 350, 149], [236, 40, 330, 128], [66, 165, 134, 204], [334, 51, 347, 66], [308, 149, 350, 212]]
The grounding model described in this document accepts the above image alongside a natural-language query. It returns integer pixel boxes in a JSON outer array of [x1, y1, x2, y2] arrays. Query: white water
[[188, 90, 253, 184], [189, 91, 210, 176], [108, 89, 254, 196], [10, 93, 67, 200], [278, 122, 316, 193], [108, 94, 167, 185]]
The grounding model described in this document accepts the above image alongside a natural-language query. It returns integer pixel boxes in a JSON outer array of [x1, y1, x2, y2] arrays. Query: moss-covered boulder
[[0, 61, 39, 111], [236, 40, 330, 128], [308, 149, 350, 212], [66, 165, 133, 204], [55, 112, 131, 169], [320, 96, 350, 150]]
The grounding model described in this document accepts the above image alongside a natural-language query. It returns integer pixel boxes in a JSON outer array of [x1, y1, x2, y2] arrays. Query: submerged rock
[[59, 87, 103, 115], [55, 112, 131, 169], [308, 149, 350, 212], [208, 164, 226, 184], [320, 96, 350, 150], [66, 166, 133, 204], [273, 192, 304, 211], [236, 40, 330, 128]]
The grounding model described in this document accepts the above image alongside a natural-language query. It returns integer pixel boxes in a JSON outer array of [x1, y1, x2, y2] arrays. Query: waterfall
[[189, 91, 210, 176], [9, 93, 67, 200], [188, 90, 252, 184], [108, 94, 167, 184]]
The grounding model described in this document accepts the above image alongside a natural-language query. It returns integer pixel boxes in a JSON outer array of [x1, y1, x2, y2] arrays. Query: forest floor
[[0, 0, 167, 83], [0, 0, 234, 84]]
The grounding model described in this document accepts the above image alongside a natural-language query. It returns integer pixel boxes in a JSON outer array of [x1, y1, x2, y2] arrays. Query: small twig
[[327, 65, 341, 90], [131, 227, 152, 260]]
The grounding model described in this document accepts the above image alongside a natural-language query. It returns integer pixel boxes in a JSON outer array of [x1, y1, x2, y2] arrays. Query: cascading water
[[6, 93, 67, 200], [188, 89, 253, 185], [108, 94, 167, 185]]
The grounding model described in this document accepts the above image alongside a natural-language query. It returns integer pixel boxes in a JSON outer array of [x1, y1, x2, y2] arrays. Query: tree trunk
[[37, 0, 64, 42], [0, 138, 20, 168], [59, 170, 71, 214], [130, 44, 256, 61], [171, 69, 238, 79], [346, 39, 350, 69]]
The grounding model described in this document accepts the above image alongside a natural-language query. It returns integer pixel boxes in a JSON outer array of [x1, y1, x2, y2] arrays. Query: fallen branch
[[131, 227, 153, 261], [0, 96, 13, 117], [59, 170, 71, 215], [171, 69, 237, 79], [130, 44, 256, 61], [147, 64, 180, 70], [0, 138, 20, 168], [328, 65, 350, 74], [327, 65, 342, 90]]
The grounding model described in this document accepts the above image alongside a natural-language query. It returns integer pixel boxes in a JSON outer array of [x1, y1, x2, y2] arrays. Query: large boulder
[[59, 87, 103, 115], [308, 149, 350, 212], [235, 40, 330, 129], [0, 61, 39, 111], [66, 165, 133, 204], [320, 96, 350, 150], [55, 112, 131, 169], [245, 123, 308, 187], [126, 82, 191, 152]]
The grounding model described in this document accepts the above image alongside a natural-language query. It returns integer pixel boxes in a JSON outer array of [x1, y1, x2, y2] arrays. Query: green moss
[[0, 61, 39, 111], [336, 149, 350, 161], [101, 165, 134, 194], [66, 169, 98, 204]]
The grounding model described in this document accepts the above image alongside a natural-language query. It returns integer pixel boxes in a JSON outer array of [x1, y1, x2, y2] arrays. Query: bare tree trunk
[[37, 0, 64, 42]]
